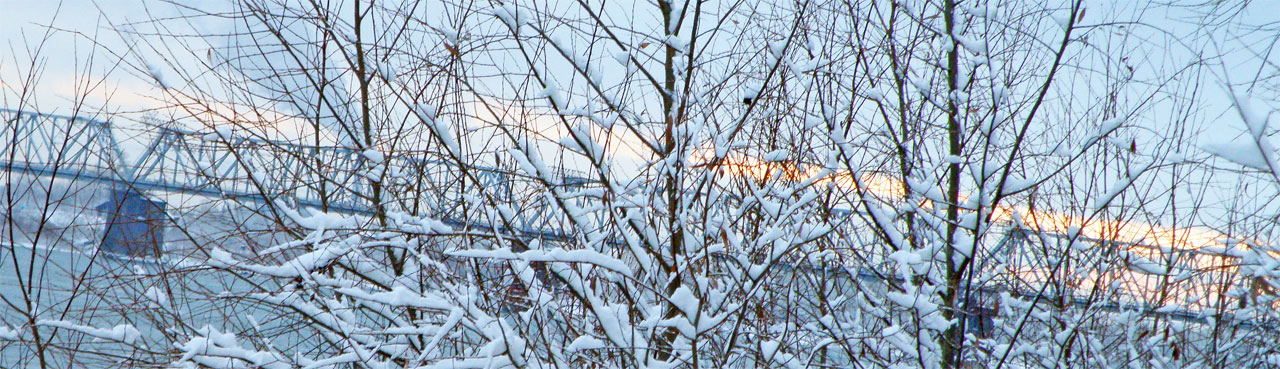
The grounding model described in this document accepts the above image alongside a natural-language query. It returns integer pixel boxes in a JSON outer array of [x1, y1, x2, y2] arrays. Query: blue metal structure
[[95, 188, 167, 256]]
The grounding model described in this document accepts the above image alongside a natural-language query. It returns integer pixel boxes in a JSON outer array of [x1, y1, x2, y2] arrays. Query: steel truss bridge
[[1, 108, 1274, 329], [0, 108, 596, 241]]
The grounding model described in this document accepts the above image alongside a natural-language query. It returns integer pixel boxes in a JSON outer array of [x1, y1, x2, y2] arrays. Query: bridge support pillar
[[94, 187, 167, 258]]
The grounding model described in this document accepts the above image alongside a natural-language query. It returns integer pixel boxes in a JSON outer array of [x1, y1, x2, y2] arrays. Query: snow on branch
[[447, 247, 634, 278], [36, 320, 141, 345]]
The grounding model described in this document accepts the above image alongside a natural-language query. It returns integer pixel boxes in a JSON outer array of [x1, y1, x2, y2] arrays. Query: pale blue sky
[[3, 1, 1274, 135], [2, 0, 1279, 236]]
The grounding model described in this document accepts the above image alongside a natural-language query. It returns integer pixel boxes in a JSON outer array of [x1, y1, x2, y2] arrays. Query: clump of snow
[[147, 63, 169, 89], [768, 40, 787, 59], [412, 103, 438, 123], [864, 87, 883, 101], [1121, 252, 1170, 276], [1050, 12, 1073, 30], [1202, 140, 1271, 170], [1230, 89, 1271, 138], [377, 63, 397, 82], [762, 149, 789, 162], [145, 287, 170, 308], [207, 243, 350, 278], [886, 291, 939, 316], [491, 4, 527, 30], [564, 335, 606, 353], [447, 247, 634, 278], [0, 326, 20, 340], [664, 35, 688, 54], [1096, 117, 1123, 137], [1203, 89, 1278, 177], [37, 320, 141, 345], [337, 286, 454, 310], [361, 149, 385, 163], [535, 80, 567, 109], [277, 201, 356, 231], [612, 50, 630, 66], [953, 32, 987, 55], [175, 326, 292, 369]]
